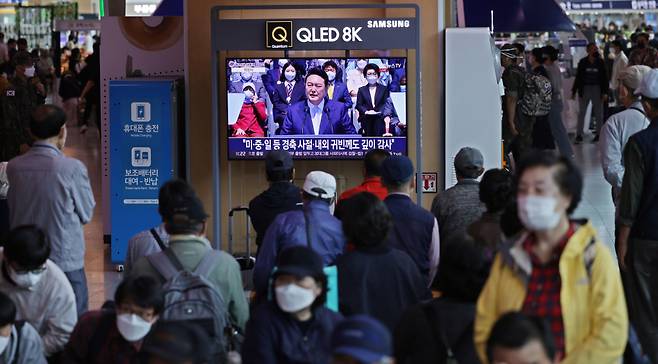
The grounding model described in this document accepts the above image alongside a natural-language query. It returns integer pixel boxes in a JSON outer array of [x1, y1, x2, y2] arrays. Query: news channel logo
[[266, 21, 293, 49]]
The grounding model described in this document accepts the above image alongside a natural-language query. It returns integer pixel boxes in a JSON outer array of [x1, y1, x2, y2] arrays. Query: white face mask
[[367, 75, 378, 85], [357, 60, 368, 69], [116, 313, 152, 342], [285, 71, 296, 81], [0, 334, 8, 354], [275, 284, 316, 313], [244, 90, 254, 100], [8, 266, 44, 289], [517, 195, 562, 232], [326, 71, 336, 82], [24, 66, 35, 78]]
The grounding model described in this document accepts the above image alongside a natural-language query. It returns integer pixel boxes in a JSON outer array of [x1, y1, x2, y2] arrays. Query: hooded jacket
[[0, 322, 46, 364], [474, 221, 628, 364], [249, 182, 302, 248]]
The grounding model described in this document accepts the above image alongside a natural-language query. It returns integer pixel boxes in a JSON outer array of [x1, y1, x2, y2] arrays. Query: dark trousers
[[0, 199, 8, 245], [65, 268, 89, 316], [626, 238, 658, 364]]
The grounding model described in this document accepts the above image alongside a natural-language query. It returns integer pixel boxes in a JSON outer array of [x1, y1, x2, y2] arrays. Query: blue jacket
[[280, 99, 357, 135], [242, 302, 343, 364], [327, 81, 353, 110], [253, 200, 346, 297], [272, 81, 306, 127]]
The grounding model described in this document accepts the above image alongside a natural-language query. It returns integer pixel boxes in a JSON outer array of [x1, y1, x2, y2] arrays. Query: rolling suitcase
[[228, 207, 256, 292]]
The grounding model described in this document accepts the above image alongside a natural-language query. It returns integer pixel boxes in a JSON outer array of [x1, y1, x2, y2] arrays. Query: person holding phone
[[231, 83, 267, 138]]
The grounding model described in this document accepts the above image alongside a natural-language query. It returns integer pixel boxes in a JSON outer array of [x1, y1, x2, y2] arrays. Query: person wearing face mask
[[629, 32, 658, 68], [347, 58, 369, 98], [609, 41, 629, 98], [474, 152, 628, 364], [253, 171, 346, 302], [231, 83, 268, 137], [0, 226, 77, 359], [261, 58, 289, 100], [228, 69, 268, 103], [272, 62, 306, 132], [0, 51, 44, 161], [243, 246, 343, 364], [356, 63, 393, 137], [572, 43, 609, 143], [7, 105, 95, 319], [62, 275, 163, 364], [280, 68, 356, 135], [322, 60, 352, 111], [0, 291, 46, 364]]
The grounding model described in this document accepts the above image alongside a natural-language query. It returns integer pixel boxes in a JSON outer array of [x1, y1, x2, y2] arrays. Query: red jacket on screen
[[339, 177, 389, 202], [232, 101, 267, 137]]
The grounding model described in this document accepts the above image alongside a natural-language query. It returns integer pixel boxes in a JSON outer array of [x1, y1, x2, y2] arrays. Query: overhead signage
[[217, 18, 417, 51], [561, 0, 657, 10], [54, 20, 101, 31]]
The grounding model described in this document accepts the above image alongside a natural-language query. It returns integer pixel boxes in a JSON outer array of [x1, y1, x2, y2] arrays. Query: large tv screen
[[226, 57, 408, 159]]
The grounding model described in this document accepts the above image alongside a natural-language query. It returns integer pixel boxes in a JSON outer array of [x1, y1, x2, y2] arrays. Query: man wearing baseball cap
[[381, 155, 440, 286], [431, 147, 486, 244], [130, 183, 249, 331], [618, 67, 658, 363], [600, 65, 651, 207], [332, 315, 393, 364], [249, 150, 302, 251], [253, 170, 346, 301]]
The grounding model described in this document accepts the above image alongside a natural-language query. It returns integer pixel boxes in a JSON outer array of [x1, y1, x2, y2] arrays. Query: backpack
[[520, 72, 552, 117], [147, 249, 231, 361]]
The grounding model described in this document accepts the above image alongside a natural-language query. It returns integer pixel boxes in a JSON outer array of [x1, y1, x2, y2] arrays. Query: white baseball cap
[[303, 171, 336, 199], [635, 68, 658, 98]]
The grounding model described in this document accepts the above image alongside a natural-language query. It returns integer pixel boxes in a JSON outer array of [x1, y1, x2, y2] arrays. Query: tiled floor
[[71, 123, 619, 308]]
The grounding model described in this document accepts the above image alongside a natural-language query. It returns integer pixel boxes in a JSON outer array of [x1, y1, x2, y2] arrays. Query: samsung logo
[[367, 20, 410, 29]]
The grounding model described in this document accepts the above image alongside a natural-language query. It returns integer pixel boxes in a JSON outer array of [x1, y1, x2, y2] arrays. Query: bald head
[[30, 105, 67, 140]]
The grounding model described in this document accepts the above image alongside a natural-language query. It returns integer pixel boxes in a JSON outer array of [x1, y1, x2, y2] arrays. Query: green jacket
[[131, 235, 250, 330]]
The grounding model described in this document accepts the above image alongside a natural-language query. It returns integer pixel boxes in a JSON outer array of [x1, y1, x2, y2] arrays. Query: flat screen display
[[226, 57, 408, 159]]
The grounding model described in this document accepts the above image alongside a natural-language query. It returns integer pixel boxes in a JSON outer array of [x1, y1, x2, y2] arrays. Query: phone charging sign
[[131, 102, 151, 122]]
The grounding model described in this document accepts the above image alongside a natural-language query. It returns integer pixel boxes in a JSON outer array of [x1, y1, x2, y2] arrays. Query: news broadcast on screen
[[226, 57, 408, 159]]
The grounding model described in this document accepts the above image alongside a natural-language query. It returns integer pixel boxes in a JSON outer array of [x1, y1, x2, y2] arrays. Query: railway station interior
[[0, 0, 657, 363]]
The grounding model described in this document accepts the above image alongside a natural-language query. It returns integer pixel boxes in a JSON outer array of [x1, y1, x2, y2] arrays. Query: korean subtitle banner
[[228, 136, 406, 159]]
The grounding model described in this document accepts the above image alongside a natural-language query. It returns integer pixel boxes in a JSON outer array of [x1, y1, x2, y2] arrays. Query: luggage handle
[[228, 206, 251, 257]]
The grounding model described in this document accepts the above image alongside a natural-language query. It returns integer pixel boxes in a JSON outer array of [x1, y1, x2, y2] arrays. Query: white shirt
[[610, 52, 629, 90], [600, 101, 649, 199], [307, 99, 325, 135], [369, 86, 377, 107]]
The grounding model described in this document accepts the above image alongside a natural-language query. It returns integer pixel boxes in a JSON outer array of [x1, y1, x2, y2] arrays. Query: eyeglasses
[[13, 265, 47, 275]]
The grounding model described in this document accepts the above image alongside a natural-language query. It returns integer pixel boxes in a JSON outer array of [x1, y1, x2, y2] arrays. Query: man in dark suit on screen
[[280, 68, 357, 136]]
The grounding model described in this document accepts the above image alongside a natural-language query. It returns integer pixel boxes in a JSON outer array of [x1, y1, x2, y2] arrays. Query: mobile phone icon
[[131, 102, 151, 122]]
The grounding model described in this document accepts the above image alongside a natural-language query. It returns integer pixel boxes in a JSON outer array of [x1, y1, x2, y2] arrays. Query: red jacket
[[339, 177, 389, 202], [232, 101, 267, 137]]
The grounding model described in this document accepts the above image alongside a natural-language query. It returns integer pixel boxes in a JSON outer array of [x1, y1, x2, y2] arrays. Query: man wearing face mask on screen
[[228, 70, 268, 102], [0, 226, 77, 359], [280, 68, 356, 135], [629, 32, 658, 68], [322, 60, 352, 111], [0, 51, 45, 161]]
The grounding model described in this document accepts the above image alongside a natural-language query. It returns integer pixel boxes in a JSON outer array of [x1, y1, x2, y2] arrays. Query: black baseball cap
[[265, 150, 294, 172], [274, 246, 324, 279], [163, 190, 208, 224], [381, 155, 415, 185]]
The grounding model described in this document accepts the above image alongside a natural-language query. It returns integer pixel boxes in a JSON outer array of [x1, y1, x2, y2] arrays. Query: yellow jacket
[[474, 221, 628, 364]]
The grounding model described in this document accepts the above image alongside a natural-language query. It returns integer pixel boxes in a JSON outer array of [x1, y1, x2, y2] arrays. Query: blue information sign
[[109, 80, 178, 264]]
